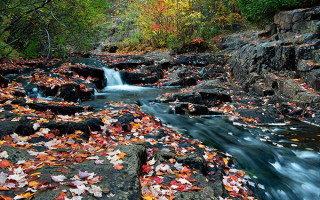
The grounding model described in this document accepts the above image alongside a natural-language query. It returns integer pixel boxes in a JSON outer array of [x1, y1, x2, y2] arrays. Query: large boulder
[[70, 66, 106, 89], [274, 6, 320, 33]]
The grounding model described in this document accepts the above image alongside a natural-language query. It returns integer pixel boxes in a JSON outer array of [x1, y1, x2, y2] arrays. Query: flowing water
[[140, 103, 320, 200], [50, 58, 320, 200]]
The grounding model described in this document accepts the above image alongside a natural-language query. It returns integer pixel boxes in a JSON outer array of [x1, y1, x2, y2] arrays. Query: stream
[[64, 58, 320, 200]]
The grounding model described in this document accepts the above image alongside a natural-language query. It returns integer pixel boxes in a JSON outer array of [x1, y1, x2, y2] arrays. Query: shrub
[[236, 0, 320, 24]]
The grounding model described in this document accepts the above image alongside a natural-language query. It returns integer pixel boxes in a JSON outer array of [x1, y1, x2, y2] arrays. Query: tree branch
[[0, 38, 19, 50], [44, 28, 51, 65]]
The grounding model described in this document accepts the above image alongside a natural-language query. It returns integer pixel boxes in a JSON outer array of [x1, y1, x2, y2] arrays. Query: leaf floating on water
[[290, 139, 299, 142]]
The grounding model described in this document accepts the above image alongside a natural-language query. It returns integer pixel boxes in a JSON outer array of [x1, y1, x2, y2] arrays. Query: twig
[[47, 8, 67, 27], [44, 27, 51, 65], [0, 38, 19, 50]]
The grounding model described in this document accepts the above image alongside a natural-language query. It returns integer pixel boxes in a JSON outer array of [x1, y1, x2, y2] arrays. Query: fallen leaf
[[55, 191, 67, 200], [0, 186, 9, 191], [51, 175, 67, 182], [0, 195, 13, 200], [114, 164, 123, 170], [0, 160, 11, 169], [29, 181, 40, 188]]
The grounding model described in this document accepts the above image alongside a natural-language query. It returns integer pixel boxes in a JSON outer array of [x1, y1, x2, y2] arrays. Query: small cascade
[[103, 67, 124, 86]]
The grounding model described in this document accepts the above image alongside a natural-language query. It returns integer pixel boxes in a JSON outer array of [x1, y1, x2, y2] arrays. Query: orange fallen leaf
[[0, 160, 11, 169], [142, 193, 155, 200], [190, 186, 204, 191], [29, 181, 40, 188], [56, 168, 71, 174], [55, 191, 67, 200], [114, 164, 123, 170], [291, 139, 299, 142], [169, 158, 176, 163], [0, 186, 9, 191], [225, 185, 233, 191], [0, 195, 13, 200]]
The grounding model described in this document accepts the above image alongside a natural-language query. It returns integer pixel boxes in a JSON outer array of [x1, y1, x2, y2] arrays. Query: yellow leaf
[[142, 193, 155, 200], [291, 139, 299, 142], [29, 181, 40, 187], [19, 192, 33, 199], [223, 158, 228, 165]]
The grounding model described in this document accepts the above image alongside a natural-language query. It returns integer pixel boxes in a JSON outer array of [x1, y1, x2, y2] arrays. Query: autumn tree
[[0, 0, 110, 60]]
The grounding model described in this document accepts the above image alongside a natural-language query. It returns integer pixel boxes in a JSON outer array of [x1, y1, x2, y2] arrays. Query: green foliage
[[236, 0, 320, 24], [0, 0, 111, 59], [114, 0, 243, 52]]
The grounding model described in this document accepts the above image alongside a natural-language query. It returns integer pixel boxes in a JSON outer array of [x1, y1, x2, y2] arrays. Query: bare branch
[[47, 8, 67, 27], [44, 28, 51, 64], [5, 0, 52, 32], [0, 38, 19, 50]]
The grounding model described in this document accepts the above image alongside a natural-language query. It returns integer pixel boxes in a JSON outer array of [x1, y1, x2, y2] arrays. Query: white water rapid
[[103, 67, 123, 86]]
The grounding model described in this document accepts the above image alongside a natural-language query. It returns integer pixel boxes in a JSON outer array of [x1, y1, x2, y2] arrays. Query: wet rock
[[278, 79, 320, 103], [174, 103, 188, 115], [14, 122, 35, 136], [109, 45, 118, 53], [293, 33, 318, 45], [0, 145, 30, 164], [299, 69, 320, 91], [252, 82, 275, 96], [274, 6, 320, 33], [217, 36, 249, 52], [264, 73, 279, 89], [173, 53, 225, 67], [118, 114, 135, 132], [295, 45, 315, 60], [0, 75, 10, 87], [85, 118, 104, 132], [58, 83, 81, 102], [176, 153, 207, 173], [182, 77, 198, 87], [236, 107, 283, 124], [110, 55, 154, 69], [0, 121, 19, 137], [28, 137, 50, 144], [13, 90, 26, 97], [120, 71, 159, 85], [169, 92, 203, 104], [297, 60, 320, 72], [38, 85, 59, 97], [198, 89, 232, 106], [189, 104, 210, 115], [70, 66, 106, 89], [145, 128, 168, 140], [32, 144, 146, 200], [0, 68, 20, 75], [27, 103, 85, 115]]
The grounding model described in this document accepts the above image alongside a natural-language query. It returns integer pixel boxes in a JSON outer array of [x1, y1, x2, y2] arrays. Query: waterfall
[[103, 67, 123, 86]]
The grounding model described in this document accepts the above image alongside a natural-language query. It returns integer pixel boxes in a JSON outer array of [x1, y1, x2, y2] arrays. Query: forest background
[[0, 0, 319, 59]]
